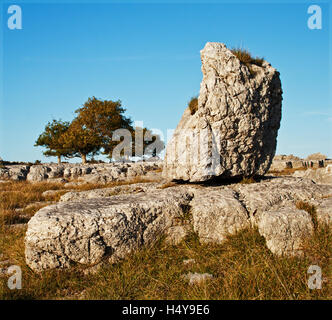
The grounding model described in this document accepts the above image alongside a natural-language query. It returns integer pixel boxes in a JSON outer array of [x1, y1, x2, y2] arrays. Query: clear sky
[[0, 0, 331, 162]]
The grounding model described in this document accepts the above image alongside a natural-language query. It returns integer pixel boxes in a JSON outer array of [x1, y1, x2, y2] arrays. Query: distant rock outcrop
[[0, 162, 162, 183], [306, 152, 327, 160], [163, 42, 282, 182]]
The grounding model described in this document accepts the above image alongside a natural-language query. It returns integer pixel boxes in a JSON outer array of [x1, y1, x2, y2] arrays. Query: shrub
[[188, 96, 198, 115]]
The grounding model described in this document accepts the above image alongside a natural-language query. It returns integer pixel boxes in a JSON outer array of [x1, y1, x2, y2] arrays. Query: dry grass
[[0, 180, 331, 300], [268, 167, 308, 176], [1, 226, 330, 300], [239, 177, 256, 184], [188, 96, 198, 115], [296, 201, 318, 231], [158, 182, 177, 189], [231, 48, 264, 76]]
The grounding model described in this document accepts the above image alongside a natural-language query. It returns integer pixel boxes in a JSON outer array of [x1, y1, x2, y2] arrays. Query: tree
[[59, 118, 102, 164], [76, 97, 133, 145], [35, 120, 74, 164], [75, 97, 134, 160]]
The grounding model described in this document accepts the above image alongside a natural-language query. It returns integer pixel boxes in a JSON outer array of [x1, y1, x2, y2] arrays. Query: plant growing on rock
[[188, 96, 198, 115], [231, 47, 264, 76]]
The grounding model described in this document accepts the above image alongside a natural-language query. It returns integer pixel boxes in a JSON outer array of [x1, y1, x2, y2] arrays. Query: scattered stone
[[83, 263, 103, 276], [0, 161, 163, 183], [25, 201, 56, 210], [183, 272, 213, 285], [0, 260, 11, 266], [183, 259, 195, 265], [9, 223, 28, 230], [42, 189, 71, 198]]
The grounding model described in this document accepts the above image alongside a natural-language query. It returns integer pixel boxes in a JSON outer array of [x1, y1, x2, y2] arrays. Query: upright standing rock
[[163, 42, 282, 182]]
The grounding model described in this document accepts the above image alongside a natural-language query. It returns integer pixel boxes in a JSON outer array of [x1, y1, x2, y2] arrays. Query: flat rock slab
[[257, 206, 314, 256], [232, 177, 332, 221], [191, 187, 250, 243], [25, 177, 332, 271], [59, 183, 160, 202], [25, 189, 193, 272]]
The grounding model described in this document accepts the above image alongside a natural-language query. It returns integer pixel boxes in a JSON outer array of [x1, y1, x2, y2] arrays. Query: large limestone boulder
[[25, 189, 193, 271], [163, 42, 282, 182]]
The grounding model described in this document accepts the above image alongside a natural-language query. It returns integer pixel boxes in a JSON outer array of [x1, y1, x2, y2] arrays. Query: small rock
[[42, 189, 69, 197], [183, 272, 213, 285], [25, 201, 55, 210], [0, 260, 11, 266], [183, 259, 195, 265], [9, 223, 28, 230], [165, 225, 191, 245]]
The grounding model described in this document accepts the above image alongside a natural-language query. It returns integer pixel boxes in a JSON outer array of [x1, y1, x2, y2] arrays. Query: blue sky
[[0, 0, 331, 162]]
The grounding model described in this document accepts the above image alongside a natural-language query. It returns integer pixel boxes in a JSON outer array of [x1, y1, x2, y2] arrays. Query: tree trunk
[[57, 155, 61, 164], [81, 153, 87, 164]]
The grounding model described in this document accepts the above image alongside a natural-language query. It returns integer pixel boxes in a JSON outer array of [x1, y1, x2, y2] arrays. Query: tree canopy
[[35, 97, 164, 163], [35, 120, 74, 163], [58, 118, 102, 164]]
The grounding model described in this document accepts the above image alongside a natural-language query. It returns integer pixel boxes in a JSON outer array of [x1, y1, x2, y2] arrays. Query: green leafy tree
[[75, 97, 134, 160], [59, 97, 133, 163], [35, 120, 74, 164], [59, 118, 102, 164], [76, 97, 133, 146]]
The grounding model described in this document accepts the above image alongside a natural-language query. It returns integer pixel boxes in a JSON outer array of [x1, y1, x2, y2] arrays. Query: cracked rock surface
[[25, 176, 332, 271], [163, 42, 282, 182], [25, 188, 193, 271]]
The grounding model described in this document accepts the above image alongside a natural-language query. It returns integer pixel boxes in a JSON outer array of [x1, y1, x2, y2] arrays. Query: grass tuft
[[239, 176, 256, 184], [188, 96, 198, 115], [231, 48, 264, 76], [296, 201, 318, 231]]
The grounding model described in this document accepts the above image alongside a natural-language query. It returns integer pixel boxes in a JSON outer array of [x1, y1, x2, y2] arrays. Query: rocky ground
[[1, 158, 331, 273], [5, 161, 325, 272], [0, 161, 162, 184]]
